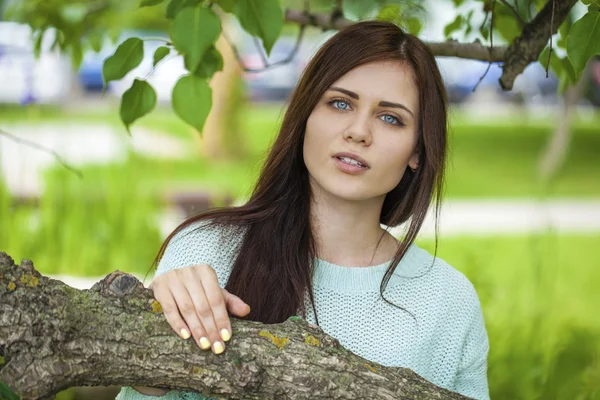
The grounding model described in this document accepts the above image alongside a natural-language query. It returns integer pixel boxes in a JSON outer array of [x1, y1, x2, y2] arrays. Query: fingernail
[[220, 328, 231, 342], [180, 329, 191, 340], [199, 337, 211, 350], [213, 341, 225, 354]]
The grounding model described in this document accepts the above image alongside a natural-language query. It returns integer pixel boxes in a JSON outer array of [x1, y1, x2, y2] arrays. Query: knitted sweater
[[116, 221, 490, 400]]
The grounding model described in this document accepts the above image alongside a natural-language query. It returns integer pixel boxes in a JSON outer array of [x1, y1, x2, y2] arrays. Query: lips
[[332, 152, 370, 168]]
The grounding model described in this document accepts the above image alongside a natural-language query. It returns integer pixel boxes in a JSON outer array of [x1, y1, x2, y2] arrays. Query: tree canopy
[[2, 0, 599, 133]]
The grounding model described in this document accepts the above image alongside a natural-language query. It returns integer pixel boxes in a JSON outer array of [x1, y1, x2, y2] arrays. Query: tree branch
[[499, 0, 578, 90], [284, 9, 507, 62], [0, 252, 469, 400]]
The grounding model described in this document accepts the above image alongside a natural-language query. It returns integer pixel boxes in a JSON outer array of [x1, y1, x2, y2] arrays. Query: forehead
[[329, 60, 418, 109]]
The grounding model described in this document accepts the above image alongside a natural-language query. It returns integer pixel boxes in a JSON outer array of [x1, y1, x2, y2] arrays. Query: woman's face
[[303, 60, 420, 202]]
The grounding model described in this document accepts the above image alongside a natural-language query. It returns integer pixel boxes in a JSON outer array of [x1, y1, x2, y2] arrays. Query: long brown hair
[[153, 21, 448, 325]]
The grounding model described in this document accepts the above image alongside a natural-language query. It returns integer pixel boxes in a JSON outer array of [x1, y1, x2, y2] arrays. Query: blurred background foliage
[[0, 0, 599, 399]]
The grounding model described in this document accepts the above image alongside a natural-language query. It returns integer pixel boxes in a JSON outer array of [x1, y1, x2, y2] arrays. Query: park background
[[0, 0, 599, 399]]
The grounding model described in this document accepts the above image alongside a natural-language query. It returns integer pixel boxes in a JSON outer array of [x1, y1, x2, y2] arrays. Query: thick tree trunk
[[0, 252, 469, 400]]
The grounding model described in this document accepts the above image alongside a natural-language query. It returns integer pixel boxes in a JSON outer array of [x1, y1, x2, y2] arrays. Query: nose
[[343, 113, 372, 145]]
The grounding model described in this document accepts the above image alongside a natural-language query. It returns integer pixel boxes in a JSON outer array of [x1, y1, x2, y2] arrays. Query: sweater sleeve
[[115, 220, 237, 400], [453, 289, 490, 400]]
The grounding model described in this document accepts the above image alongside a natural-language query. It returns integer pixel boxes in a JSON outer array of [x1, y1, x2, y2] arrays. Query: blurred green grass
[[418, 234, 600, 399]]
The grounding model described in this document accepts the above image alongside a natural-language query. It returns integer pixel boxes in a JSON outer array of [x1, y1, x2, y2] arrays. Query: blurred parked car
[[0, 22, 72, 104], [436, 57, 559, 105]]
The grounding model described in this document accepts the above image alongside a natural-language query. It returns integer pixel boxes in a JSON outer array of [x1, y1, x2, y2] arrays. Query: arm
[[453, 291, 490, 400]]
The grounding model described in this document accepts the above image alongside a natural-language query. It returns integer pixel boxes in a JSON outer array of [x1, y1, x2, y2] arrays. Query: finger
[[192, 265, 229, 351], [152, 287, 193, 342], [169, 274, 212, 351], [222, 289, 251, 317], [182, 266, 225, 354], [196, 267, 234, 344]]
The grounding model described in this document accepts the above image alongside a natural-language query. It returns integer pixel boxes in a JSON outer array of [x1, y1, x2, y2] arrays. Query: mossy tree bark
[[0, 252, 469, 400]]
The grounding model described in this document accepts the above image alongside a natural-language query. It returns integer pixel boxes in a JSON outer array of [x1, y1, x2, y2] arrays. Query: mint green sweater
[[117, 222, 489, 400]]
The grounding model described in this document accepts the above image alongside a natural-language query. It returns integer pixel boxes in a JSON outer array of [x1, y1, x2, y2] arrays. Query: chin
[[323, 181, 383, 202]]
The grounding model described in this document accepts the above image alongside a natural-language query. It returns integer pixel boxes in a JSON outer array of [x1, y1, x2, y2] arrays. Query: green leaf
[[172, 75, 212, 133], [33, 30, 44, 59], [376, 4, 401, 24], [186, 46, 223, 78], [140, 0, 164, 7], [215, 0, 235, 12], [567, 11, 600, 77], [87, 30, 105, 53], [452, 0, 465, 6], [102, 37, 144, 88], [480, 24, 490, 40], [444, 15, 463, 38], [343, 0, 382, 19], [153, 46, 170, 67], [120, 79, 157, 134], [166, 0, 184, 18], [494, 4, 521, 43], [405, 18, 423, 35], [71, 41, 84, 71], [234, 0, 283, 55], [170, 5, 221, 73], [60, 4, 88, 24]]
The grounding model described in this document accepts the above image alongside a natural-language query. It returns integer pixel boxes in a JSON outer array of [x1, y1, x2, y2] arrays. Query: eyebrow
[[328, 86, 414, 118]]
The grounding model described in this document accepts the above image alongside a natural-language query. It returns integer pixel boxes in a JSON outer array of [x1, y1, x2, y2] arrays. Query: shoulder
[[402, 243, 480, 302], [156, 219, 246, 281]]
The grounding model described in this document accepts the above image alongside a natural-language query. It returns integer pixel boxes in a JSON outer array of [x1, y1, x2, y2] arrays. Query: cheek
[[303, 112, 328, 158]]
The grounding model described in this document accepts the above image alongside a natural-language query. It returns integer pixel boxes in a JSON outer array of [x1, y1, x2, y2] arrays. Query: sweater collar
[[313, 243, 433, 292]]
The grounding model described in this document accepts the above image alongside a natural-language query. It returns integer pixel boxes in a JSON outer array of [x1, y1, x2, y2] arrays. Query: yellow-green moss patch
[[7, 281, 16, 291], [19, 273, 39, 287], [363, 362, 377, 373], [151, 300, 163, 313], [303, 334, 320, 347], [259, 330, 290, 350]]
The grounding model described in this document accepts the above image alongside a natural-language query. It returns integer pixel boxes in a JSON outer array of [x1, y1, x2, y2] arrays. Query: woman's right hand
[[150, 263, 251, 354]]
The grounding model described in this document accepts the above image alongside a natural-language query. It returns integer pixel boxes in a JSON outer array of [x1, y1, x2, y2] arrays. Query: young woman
[[117, 20, 489, 400]]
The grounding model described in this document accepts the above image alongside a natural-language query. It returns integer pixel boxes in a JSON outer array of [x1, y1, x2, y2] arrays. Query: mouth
[[332, 152, 370, 169]]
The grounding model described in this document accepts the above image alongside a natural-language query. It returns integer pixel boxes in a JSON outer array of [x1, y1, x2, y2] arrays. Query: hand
[[151, 264, 251, 354]]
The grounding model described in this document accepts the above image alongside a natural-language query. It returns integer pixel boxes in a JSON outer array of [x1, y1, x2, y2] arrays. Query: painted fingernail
[[220, 329, 231, 342], [199, 337, 211, 350], [213, 341, 225, 354], [180, 329, 191, 340]]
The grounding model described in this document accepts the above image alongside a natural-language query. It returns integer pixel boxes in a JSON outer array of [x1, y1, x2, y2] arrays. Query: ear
[[408, 152, 419, 170]]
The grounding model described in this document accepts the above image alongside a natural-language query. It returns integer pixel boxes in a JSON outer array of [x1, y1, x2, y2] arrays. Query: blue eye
[[332, 100, 350, 110], [381, 114, 400, 125]]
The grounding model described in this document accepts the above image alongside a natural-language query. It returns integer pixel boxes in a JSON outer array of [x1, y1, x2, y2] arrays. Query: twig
[[142, 37, 171, 44], [473, 0, 496, 91], [222, 16, 307, 73], [545, 0, 556, 78], [144, 53, 177, 80], [0, 129, 83, 178], [499, 0, 526, 26], [252, 36, 269, 68]]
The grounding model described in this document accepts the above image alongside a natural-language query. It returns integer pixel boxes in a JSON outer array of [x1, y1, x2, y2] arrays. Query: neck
[[309, 182, 399, 267]]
